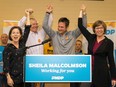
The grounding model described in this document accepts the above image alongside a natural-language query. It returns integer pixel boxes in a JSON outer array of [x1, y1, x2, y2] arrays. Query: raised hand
[[46, 5, 53, 13], [79, 4, 86, 17], [81, 4, 86, 12], [25, 9, 30, 16], [25, 8, 33, 16], [81, 4, 86, 15], [24, 9, 31, 25], [28, 8, 34, 14]]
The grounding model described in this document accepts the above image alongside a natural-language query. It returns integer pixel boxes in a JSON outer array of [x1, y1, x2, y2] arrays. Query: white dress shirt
[[26, 30, 45, 54], [18, 14, 53, 55]]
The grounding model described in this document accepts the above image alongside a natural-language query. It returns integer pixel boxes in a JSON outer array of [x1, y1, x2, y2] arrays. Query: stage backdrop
[[3, 20, 18, 34], [83, 20, 116, 63]]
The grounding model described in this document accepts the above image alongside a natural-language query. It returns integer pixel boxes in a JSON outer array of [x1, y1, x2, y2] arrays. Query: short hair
[[30, 18, 36, 21], [1, 33, 8, 38], [76, 40, 82, 44], [92, 20, 107, 33], [9, 26, 22, 41], [58, 17, 70, 28], [76, 40, 82, 47]]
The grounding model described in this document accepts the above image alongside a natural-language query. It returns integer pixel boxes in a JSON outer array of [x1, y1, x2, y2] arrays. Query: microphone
[[16, 38, 51, 53], [41, 38, 51, 44], [26, 38, 51, 49]]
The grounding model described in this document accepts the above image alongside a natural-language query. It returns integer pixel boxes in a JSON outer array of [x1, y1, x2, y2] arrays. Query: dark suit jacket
[[78, 18, 116, 87]]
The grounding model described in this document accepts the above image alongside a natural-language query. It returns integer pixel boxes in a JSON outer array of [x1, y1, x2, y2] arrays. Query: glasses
[[95, 26, 104, 30]]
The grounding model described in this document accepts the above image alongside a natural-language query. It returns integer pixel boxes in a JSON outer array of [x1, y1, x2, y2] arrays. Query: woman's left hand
[[112, 80, 116, 87]]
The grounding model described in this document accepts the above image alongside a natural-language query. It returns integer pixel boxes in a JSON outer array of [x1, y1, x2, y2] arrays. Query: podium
[[24, 55, 91, 83]]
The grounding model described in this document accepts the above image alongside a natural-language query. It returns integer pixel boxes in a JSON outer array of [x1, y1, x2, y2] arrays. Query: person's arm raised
[[78, 5, 92, 41], [25, 9, 30, 25], [72, 4, 87, 38], [42, 5, 55, 37], [18, 9, 33, 28], [23, 9, 31, 44]]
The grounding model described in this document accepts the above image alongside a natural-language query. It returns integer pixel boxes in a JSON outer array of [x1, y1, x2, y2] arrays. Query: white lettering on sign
[[51, 76, 64, 80]]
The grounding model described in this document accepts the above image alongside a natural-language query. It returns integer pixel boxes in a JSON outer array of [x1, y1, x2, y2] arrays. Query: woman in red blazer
[[78, 5, 116, 87]]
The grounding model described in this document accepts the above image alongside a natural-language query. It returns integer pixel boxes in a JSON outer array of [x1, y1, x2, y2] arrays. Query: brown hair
[[58, 17, 70, 28], [9, 26, 22, 41], [92, 20, 107, 34], [76, 40, 82, 45]]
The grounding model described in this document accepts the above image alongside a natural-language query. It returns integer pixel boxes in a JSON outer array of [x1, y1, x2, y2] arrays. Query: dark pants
[[7, 82, 32, 87], [0, 74, 7, 87], [25, 83, 32, 87], [70, 83, 81, 87], [7, 82, 24, 87], [80, 83, 115, 87], [80, 83, 91, 87], [31, 83, 45, 87], [40, 83, 45, 87]]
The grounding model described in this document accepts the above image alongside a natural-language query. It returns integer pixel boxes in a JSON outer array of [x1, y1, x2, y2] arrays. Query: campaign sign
[[0, 46, 4, 72], [25, 55, 91, 82]]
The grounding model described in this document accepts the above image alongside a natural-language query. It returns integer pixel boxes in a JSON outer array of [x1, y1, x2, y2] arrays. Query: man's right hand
[[46, 5, 53, 13], [25, 8, 33, 16]]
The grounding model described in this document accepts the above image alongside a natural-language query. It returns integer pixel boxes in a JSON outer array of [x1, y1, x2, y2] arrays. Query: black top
[[78, 18, 116, 87], [3, 25, 31, 83]]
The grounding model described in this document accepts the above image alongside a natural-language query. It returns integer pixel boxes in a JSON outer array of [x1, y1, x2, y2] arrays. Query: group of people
[[0, 4, 115, 87]]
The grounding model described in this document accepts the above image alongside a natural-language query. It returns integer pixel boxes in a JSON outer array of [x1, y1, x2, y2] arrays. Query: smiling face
[[30, 18, 38, 33], [92, 20, 106, 37], [94, 25, 105, 37], [10, 28, 21, 42], [9, 26, 22, 43], [58, 22, 67, 35], [58, 17, 69, 35]]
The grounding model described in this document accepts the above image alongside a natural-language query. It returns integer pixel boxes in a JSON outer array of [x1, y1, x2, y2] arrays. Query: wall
[[0, 0, 116, 34], [0, 0, 116, 87]]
